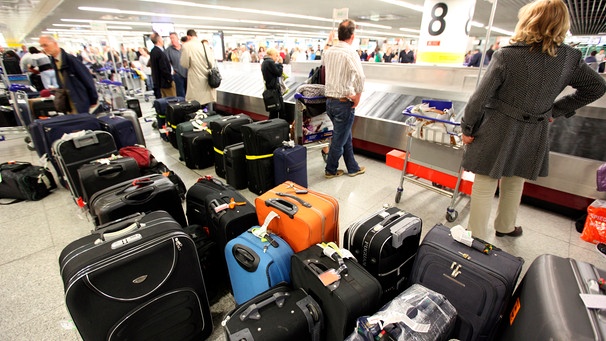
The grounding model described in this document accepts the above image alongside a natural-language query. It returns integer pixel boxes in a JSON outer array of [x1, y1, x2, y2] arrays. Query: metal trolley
[[292, 83, 333, 149], [395, 100, 467, 222]]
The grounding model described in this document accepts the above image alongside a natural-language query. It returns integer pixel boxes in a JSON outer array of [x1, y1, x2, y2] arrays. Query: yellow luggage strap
[[214, 147, 224, 155], [246, 153, 273, 160]]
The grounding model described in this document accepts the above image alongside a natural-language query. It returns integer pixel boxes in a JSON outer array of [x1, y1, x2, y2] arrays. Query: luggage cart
[[395, 100, 467, 222], [0, 63, 37, 146], [119, 67, 152, 102], [293, 84, 332, 150]]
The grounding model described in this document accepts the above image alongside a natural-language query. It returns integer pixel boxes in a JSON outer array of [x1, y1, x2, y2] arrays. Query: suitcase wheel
[[307, 303, 320, 322]]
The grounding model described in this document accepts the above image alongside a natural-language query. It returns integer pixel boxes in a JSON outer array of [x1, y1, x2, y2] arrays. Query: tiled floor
[[1, 102, 604, 340]]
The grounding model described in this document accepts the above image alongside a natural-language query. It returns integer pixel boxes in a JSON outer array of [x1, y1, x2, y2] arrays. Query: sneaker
[[324, 169, 344, 179], [348, 166, 366, 177], [495, 226, 523, 237]]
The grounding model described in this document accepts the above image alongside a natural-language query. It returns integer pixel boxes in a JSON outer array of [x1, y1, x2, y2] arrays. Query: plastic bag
[[580, 200, 606, 244]]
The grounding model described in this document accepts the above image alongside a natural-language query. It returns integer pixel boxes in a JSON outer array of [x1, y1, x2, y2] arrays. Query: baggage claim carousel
[[214, 61, 606, 211]]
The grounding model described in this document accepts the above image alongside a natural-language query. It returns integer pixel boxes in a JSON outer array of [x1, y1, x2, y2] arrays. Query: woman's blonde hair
[[266, 48, 278, 57], [510, 0, 570, 57]]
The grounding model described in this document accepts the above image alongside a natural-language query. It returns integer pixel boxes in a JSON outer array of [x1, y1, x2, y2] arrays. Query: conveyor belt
[[549, 115, 606, 162]]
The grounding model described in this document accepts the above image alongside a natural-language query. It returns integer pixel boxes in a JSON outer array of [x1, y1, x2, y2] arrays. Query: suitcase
[[108, 109, 146, 146], [497, 254, 606, 341], [126, 97, 142, 117], [153, 96, 184, 141], [222, 284, 323, 341], [0, 106, 18, 127], [345, 284, 457, 341], [241, 119, 290, 194], [273, 143, 307, 188], [58, 211, 213, 341], [344, 207, 422, 304], [52, 130, 117, 201], [225, 216, 294, 305], [224, 142, 247, 190], [89, 174, 187, 227], [77, 156, 140, 205], [291, 244, 383, 341], [181, 130, 214, 169], [166, 100, 201, 148], [98, 115, 138, 150], [255, 181, 339, 253], [176, 114, 223, 162], [409, 224, 524, 341], [28, 98, 58, 118], [209, 114, 253, 178]]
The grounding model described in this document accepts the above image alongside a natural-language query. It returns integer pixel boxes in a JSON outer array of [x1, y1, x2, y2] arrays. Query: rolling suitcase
[[77, 156, 140, 205], [89, 174, 187, 227], [291, 243, 383, 341], [98, 115, 137, 150], [106, 109, 146, 146], [59, 211, 213, 341], [344, 207, 422, 304], [181, 130, 214, 169], [497, 254, 606, 341], [209, 114, 253, 178], [222, 284, 323, 341], [153, 96, 184, 141], [273, 143, 307, 188], [224, 142, 247, 190], [52, 130, 117, 201], [126, 97, 142, 117], [409, 224, 524, 341], [176, 114, 222, 162], [255, 181, 339, 253], [166, 100, 201, 148], [28, 98, 57, 118], [0, 106, 18, 127], [241, 119, 290, 194]]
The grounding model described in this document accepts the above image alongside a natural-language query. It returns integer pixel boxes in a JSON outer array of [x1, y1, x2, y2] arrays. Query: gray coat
[[461, 43, 606, 180]]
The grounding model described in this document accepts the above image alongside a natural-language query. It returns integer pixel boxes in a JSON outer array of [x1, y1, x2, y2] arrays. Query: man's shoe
[[348, 166, 366, 177], [495, 226, 523, 237], [324, 169, 344, 179], [321, 150, 328, 163]]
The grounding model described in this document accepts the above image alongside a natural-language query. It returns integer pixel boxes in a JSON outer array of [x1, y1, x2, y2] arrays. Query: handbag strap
[[202, 43, 212, 72]]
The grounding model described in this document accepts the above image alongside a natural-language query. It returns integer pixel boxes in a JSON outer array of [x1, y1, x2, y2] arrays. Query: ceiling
[[0, 0, 604, 48]]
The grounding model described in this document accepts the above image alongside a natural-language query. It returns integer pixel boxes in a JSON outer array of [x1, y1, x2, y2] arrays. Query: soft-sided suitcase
[[176, 114, 222, 162], [98, 115, 137, 150], [166, 100, 201, 148], [273, 143, 307, 188], [59, 211, 213, 341], [28, 98, 57, 118], [497, 254, 606, 341], [153, 96, 184, 141], [0, 106, 18, 127], [224, 142, 247, 190], [222, 284, 323, 341], [344, 207, 422, 304], [409, 224, 524, 341], [241, 119, 290, 194], [255, 181, 339, 253], [181, 130, 214, 169], [291, 243, 383, 341], [52, 130, 117, 201], [77, 156, 140, 205], [89, 174, 187, 227], [225, 213, 294, 305], [209, 114, 253, 178], [107, 109, 146, 146]]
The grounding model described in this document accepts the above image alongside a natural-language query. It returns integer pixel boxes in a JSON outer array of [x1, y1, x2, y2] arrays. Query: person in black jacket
[[39, 35, 98, 114], [261, 48, 291, 122], [149, 32, 176, 98]]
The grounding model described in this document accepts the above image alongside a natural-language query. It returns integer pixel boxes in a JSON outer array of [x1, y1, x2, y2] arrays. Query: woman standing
[[261, 48, 291, 123], [138, 47, 153, 91], [461, 0, 606, 239]]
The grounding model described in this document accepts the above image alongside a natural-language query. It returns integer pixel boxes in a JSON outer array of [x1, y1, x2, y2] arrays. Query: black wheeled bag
[[209, 114, 253, 178], [58, 211, 213, 341], [181, 130, 214, 170], [222, 284, 323, 341], [224, 142, 247, 190], [166, 100, 201, 148], [176, 113, 222, 162], [100, 109, 146, 147], [497, 254, 606, 341], [344, 207, 422, 304], [77, 156, 140, 205], [0, 161, 56, 202], [409, 224, 524, 341], [153, 96, 184, 141]]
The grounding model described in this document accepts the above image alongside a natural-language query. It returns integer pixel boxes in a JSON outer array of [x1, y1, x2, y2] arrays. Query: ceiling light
[[62, 19, 151, 27], [470, 21, 485, 28], [399, 27, 421, 33], [107, 26, 133, 30], [489, 27, 514, 36], [378, 0, 424, 12]]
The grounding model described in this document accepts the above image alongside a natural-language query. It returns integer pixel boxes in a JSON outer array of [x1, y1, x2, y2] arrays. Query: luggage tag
[[251, 211, 280, 251], [314, 242, 356, 288]]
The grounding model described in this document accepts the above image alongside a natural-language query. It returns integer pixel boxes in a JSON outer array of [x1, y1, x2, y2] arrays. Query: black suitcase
[[126, 97, 142, 117], [291, 244, 383, 341], [497, 254, 606, 341], [209, 114, 252, 178], [166, 100, 201, 148], [29, 98, 57, 119], [181, 130, 214, 169], [344, 207, 422, 304], [241, 119, 290, 194], [89, 174, 187, 227], [52, 130, 117, 201], [98, 115, 137, 150], [77, 157, 140, 205], [153, 96, 184, 141], [0, 106, 18, 127], [224, 142, 247, 190], [273, 143, 307, 188], [222, 285, 323, 341], [409, 224, 524, 341], [59, 211, 213, 341]]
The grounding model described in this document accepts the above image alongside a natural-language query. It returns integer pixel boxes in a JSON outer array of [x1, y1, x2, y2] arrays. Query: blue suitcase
[[274, 144, 307, 188], [98, 115, 137, 149], [225, 213, 294, 305]]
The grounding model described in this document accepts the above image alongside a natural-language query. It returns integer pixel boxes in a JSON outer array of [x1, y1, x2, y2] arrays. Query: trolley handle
[[403, 112, 461, 126], [294, 93, 326, 101]]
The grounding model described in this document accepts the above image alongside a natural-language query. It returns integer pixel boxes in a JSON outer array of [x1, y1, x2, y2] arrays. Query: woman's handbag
[[203, 45, 222, 88], [263, 88, 282, 111]]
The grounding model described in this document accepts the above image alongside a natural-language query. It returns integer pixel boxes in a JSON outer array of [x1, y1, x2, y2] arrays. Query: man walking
[[166, 32, 188, 97], [149, 32, 176, 98]]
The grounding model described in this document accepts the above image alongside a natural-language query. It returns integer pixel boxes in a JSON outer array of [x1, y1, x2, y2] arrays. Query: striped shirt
[[322, 41, 365, 98]]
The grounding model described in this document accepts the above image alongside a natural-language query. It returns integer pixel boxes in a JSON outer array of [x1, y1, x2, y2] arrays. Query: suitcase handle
[[232, 244, 260, 272], [238, 291, 289, 321], [94, 213, 144, 243], [72, 131, 100, 148], [122, 186, 156, 203], [275, 192, 312, 208], [96, 165, 125, 177], [264, 198, 299, 219]]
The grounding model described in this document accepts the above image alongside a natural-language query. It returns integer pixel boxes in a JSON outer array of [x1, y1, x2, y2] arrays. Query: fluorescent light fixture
[[53, 24, 91, 28], [379, 0, 424, 12], [489, 27, 514, 36], [470, 21, 485, 28], [62, 19, 151, 27], [107, 26, 133, 30], [399, 27, 421, 33]]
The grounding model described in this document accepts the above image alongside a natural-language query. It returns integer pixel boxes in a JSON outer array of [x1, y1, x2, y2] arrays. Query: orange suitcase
[[255, 181, 339, 252]]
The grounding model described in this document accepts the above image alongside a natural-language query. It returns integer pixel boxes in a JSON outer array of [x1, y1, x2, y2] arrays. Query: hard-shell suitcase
[[59, 211, 213, 341], [291, 244, 383, 341], [166, 100, 201, 148], [497, 254, 606, 341], [225, 214, 294, 305], [52, 130, 117, 201], [344, 207, 422, 304], [77, 156, 140, 204], [153, 96, 184, 141], [176, 114, 222, 162], [255, 181, 339, 253], [98, 115, 137, 150], [241, 119, 290, 194], [273, 143, 307, 188], [222, 284, 323, 341], [409, 224, 524, 341], [181, 130, 214, 169], [89, 174, 187, 227], [209, 114, 253, 178], [224, 142, 247, 190], [126, 97, 142, 117]]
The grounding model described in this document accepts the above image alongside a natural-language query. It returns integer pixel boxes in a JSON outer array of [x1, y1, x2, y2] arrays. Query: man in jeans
[[166, 32, 188, 98], [321, 19, 366, 178]]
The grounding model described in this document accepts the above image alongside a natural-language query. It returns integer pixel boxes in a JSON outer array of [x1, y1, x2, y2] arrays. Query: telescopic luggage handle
[[238, 291, 289, 321]]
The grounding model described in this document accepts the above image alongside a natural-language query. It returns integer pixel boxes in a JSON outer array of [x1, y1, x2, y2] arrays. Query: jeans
[[40, 70, 58, 89], [325, 99, 360, 174], [173, 73, 187, 98]]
